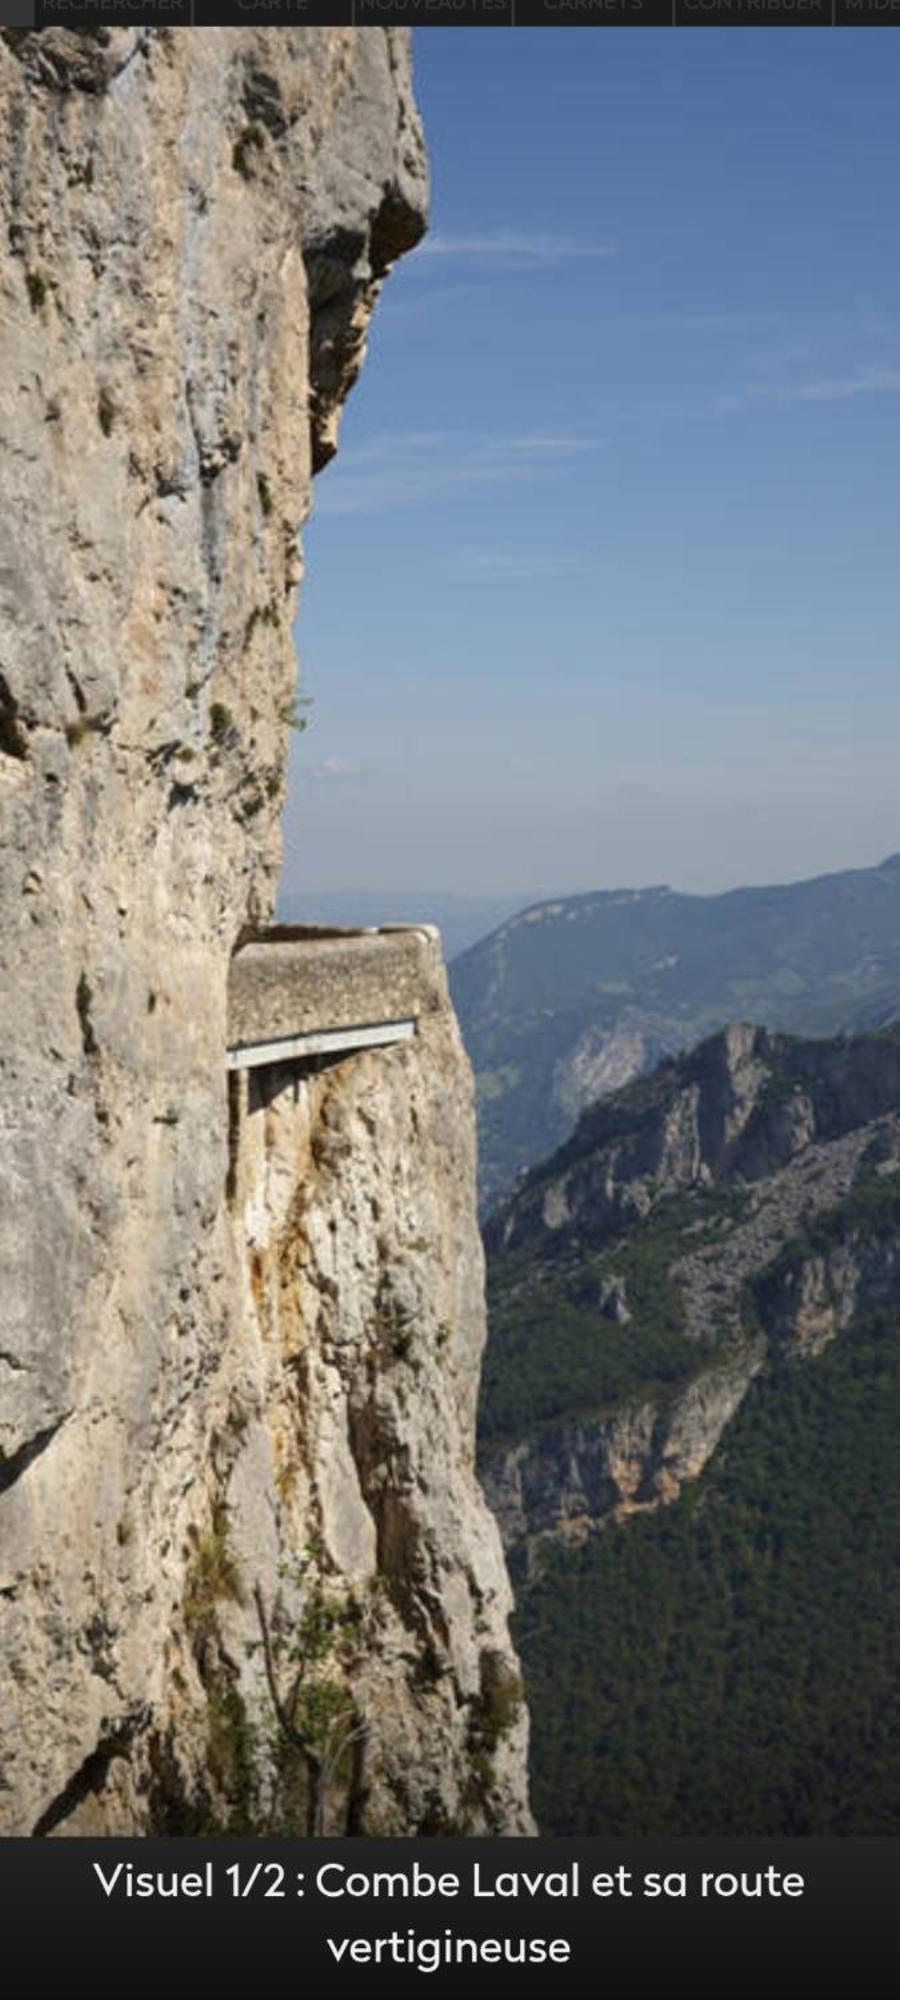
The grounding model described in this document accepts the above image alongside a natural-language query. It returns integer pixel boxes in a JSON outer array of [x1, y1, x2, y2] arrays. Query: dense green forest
[[515, 1305, 900, 1834], [481, 1187, 741, 1446]]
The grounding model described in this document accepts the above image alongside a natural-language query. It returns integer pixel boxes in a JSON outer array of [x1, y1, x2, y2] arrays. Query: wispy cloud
[[446, 547, 588, 582], [417, 231, 617, 263], [492, 434, 600, 455], [315, 431, 603, 518], [714, 367, 900, 415], [310, 757, 366, 785]]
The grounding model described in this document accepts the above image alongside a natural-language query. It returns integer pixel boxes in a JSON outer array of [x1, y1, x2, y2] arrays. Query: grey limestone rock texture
[[0, 25, 530, 1835]]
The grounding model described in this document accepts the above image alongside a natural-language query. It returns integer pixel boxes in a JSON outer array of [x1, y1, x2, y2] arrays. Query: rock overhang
[[227, 922, 444, 1067]]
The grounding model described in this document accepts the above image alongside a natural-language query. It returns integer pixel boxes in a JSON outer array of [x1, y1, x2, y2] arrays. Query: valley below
[[477, 1017, 900, 1834]]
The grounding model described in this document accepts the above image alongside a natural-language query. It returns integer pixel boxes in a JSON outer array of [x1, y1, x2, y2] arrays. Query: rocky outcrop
[[0, 26, 530, 1836], [482, 1346, 761, 1575], [487, 1023, 900, 1258], [481, 1022, 900, 1570], [227, 970, 528, 1836]]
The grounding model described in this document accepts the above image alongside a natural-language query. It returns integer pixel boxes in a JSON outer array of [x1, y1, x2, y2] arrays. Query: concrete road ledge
[[227, 923, 446, 1059]]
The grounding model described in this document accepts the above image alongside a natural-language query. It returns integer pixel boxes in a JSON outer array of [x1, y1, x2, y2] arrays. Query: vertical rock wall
[[0, 25, 531, 1835]]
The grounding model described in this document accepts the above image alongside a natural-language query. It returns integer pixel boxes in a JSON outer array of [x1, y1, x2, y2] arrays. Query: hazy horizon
[[277, 847, 900, 961], [279, 844, 900, 913], [280, 30, 900, 906]]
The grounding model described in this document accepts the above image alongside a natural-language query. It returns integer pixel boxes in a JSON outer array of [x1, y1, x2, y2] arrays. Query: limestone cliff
[[480, 1022, 900, 1571], [0, 25, 531, 1836]]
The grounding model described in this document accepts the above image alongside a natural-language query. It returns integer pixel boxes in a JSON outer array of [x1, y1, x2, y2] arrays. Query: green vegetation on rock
[[482, 1191, 739, 1446]]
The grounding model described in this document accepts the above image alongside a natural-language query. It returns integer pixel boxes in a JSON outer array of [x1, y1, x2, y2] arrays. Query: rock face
[[480, 1022, 900, 1572], [487, 1023, 900, 1259], [0, 26, 530, 1836], [484, 1355, 760, 1566]]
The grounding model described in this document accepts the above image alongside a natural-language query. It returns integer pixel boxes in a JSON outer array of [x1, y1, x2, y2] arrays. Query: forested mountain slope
[[479, 1021, 900, 1833]]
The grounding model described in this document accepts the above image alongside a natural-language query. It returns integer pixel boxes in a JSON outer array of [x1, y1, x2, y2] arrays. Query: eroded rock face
[[487, 1023, 900, 1259], [482, 1347, 764, 1574], [0, 26, 530, 1835], [227, 972, 529, 1836]]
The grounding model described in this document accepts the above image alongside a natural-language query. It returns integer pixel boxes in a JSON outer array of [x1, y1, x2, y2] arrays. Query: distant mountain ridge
[[450, 852, 900, 1211]]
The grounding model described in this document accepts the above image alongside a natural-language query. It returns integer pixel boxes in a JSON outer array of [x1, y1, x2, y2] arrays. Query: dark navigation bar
[[4, 0, 900, 28]]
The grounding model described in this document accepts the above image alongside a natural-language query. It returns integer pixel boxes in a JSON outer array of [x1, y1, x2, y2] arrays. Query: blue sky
[[280, 29, 900, 909]]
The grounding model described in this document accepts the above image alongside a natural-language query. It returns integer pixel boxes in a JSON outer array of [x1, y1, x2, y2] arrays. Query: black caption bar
[[3, 0, 900, 26], [2, 1837, 900, 1981]]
